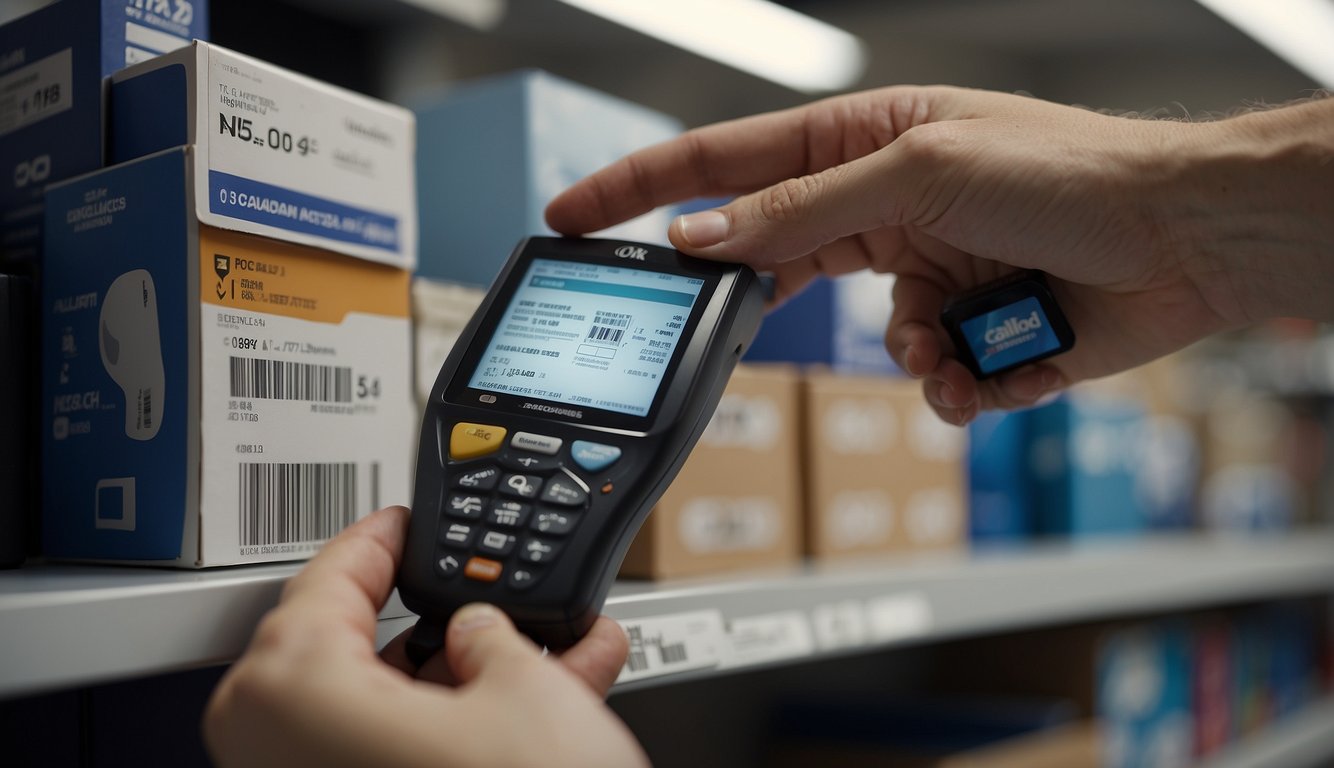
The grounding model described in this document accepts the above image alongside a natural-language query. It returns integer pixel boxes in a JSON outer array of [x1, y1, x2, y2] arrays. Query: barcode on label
[[616, 610, 726, 684], [239, 462, 357, 546], [229, 356, 352, 403], [587, 311, 631, 345], [141, 389, 152, 430]]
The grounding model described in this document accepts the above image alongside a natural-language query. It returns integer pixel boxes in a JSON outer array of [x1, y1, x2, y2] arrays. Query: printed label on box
[[201, 46, 413, 264], [0, 48, 73, 138], [678, 497, 780, 554], [196, 226, 411, 562]]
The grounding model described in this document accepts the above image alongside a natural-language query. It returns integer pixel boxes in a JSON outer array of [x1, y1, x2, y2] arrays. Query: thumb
[[667, 140, 927, 270], [445, 603, 542, 684]]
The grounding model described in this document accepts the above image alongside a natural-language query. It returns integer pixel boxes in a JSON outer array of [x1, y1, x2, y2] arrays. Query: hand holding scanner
[[398, 237, 764, 659]]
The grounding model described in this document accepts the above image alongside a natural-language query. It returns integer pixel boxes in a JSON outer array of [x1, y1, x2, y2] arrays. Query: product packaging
[[745, 273, 900, 375], [108, 40, 416, 269], [620, 364, 803, 579], [0, 0, 208, 262], [414, 69, 681, 286], [967, 409, 1033, 544], [42, 147, 413, 566], [802, 371, 966, 559], [1027, 394, 1146, 537]]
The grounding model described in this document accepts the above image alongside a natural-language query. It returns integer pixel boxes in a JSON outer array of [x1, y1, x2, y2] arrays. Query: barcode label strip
[[229, 356, 353, 403], [239, 462, 358, 546]]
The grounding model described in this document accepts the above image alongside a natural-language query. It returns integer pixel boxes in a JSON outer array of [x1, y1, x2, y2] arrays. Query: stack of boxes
[[40, 40, 417, 566]]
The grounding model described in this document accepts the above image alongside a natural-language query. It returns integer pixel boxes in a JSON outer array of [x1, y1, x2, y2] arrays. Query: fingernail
[[904, 345, 922, 377], [676, 210, 728, 248], [1040, 367, 1061, 392], [452, 603, 501, 633], [941, 381, 965, 408]]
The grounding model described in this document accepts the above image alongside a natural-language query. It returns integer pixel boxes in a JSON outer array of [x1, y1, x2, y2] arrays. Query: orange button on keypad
[[464, 556, 503, 582]]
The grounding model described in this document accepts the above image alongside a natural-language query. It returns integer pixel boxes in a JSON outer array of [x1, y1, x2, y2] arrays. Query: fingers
[[445, 604, 543, 685], [553, 616, 630, 698], [544, 106, 818, 237], [277, 506, 411, 644]]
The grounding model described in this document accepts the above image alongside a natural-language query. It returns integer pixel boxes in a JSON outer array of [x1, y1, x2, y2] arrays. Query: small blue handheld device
[[940, 270, 1075, 379]]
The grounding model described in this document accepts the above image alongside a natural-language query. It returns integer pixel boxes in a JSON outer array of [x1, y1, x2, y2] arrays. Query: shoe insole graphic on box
[[99, 270, 165, 441]]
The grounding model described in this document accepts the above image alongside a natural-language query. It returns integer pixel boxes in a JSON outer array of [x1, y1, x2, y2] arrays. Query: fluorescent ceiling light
[[557, 0, 866, 93], [400, 0, 507, 31], [1194, 0, 1334, 88]]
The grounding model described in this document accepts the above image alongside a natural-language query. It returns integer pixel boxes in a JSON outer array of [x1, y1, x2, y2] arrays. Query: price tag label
[[810, 599, 868, 650], [0, 48, 73, 138], [728, 611, 815, 667], [616, 610, 727, 684], [865, 592, 932, 642]]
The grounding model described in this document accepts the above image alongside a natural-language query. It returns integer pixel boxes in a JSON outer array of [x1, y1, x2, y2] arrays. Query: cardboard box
[[41, 147, 413, 566], [108, 40, 416, 269], [1, 0, 208, 262], [745, 272, 900, 375], [620, 364, 802, 579], [413, 69, 681, 286], [412, 276, 484, 413], [802, 371, 966, 559]]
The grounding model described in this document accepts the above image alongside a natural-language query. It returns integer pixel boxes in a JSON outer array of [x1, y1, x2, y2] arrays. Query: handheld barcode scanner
[[399, 237, 764, 661]]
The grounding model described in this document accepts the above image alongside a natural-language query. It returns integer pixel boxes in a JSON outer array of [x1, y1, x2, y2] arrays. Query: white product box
[[108, 40, 416, 269], [42, 147, 413, 566]]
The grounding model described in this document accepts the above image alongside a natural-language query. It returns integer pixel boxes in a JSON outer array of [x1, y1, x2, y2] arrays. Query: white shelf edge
[[1, 532, 1332, 700]]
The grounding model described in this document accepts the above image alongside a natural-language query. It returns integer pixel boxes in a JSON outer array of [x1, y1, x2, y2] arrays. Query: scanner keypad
[[438, 422, 619, 591]]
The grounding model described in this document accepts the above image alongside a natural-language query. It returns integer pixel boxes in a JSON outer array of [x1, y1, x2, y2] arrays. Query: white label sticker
[[810, 600, 868, 650], [201, 46, 415, 266], [616, 610, 727, 684], [865, 593, 932, 642], [728, 611, 815, 667], [0, 48, 73, 138], [199, 306, 412, 564]]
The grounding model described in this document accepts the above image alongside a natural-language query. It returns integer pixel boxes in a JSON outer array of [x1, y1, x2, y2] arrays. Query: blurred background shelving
[[2, 0, 1332, 766]]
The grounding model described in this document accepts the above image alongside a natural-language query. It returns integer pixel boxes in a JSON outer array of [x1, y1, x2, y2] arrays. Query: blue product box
[[1028, 395, 1146, 537], [1097, 622, 1194, 768], [413, 69, 681, 286], [0, 0, 207, 262], [745, 272, 901, 375], [42, 147, 413, 566], [967, 409, 1033, 544]]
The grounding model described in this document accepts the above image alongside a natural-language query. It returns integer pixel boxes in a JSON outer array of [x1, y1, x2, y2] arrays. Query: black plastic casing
[[939, 269, 1075, 380], [398, 237, 764, 648]]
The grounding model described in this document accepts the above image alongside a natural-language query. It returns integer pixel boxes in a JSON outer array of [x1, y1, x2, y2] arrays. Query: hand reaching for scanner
[[545, 86, 1334, 424], [204, 506, 648, 768]]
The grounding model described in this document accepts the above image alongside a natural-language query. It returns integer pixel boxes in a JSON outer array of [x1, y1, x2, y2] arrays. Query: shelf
[[1200, 696, 1334, 768], [2, 532, 1333, 700], [600, 532, 1334, 690]]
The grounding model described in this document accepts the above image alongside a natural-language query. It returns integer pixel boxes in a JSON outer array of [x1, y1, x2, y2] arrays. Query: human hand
[[204, 506, 648, 768], [546, 86, 1334, 424]]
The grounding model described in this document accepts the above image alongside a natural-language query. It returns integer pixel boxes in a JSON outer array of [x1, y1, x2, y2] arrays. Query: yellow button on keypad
[[450, 422, 507, 460]]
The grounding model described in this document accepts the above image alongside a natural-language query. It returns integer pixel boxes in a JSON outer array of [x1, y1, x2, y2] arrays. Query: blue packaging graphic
[[745, 273, 901, 375], [42, 149, 190, 560], [967, 409, 1033, 543], [960, 296, 1063, 377], [1098, 622, 1194, 768], [0, 0, 208, 262], [1028, 396, 1146, 537]]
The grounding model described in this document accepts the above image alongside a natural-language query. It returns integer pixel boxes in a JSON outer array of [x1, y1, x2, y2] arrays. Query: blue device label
[[209, 170, 401, 253], [960, 296, 1061, 375]]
